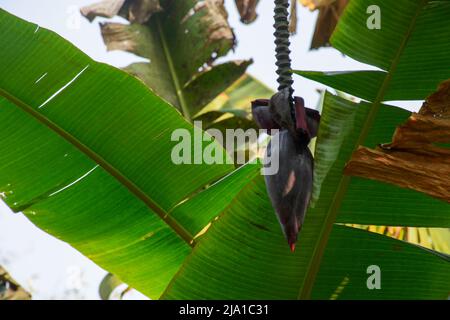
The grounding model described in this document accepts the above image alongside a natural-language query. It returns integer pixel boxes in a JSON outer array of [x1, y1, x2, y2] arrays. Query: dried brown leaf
[[85, 0, 247, 121], [309, 0, 349, 49], [289, 0, 298, 34], [100, 22, 144, 54], [235, 0, 259, 24], [419, 79, 450, 118], [345, 80, 450, 203], [196, 0, 235, 45], [345, 146, 450, 203], [386, 113, 450, 148]]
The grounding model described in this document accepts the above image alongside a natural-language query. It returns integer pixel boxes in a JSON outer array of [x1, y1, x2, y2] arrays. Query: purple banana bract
[[252, 90, 320, 251]]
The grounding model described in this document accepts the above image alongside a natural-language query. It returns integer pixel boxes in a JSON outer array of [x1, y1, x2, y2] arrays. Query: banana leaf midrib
[[156, 15, 191, 121], [297, 0, 429, 299], [0, 86, 195, 246]]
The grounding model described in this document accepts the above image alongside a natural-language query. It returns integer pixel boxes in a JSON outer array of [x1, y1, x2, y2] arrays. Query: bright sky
[[0, 0, 421, 299]]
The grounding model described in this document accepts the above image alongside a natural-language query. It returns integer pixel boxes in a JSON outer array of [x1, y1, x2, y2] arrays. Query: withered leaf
[[419, 79, 450, 118], [80, 0, 126, 22], [345, 80, 450, 203], [128, 0, 162, 23], [0, 266, 31, 300], [234, 0, 260, 24], [307, 0, 349, 49], [81, 0, 162, 24], [385, 113, 450, 148], [100, 22, 142, 54], [97, 0, 236, 85], [87, 0, 249, 122], [345, 146, 450, 203], [194, 0, 235, 44]]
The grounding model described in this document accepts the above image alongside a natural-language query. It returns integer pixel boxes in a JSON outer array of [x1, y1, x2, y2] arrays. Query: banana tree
[[0, 0, 449, 301]]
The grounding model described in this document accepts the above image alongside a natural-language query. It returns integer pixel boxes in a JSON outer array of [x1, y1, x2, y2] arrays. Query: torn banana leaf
[[196, 74, 274, 131], [0, 9, 233, 299], [81, 0, 162, 23], [80, 0, 126, 22], [345, 80, 450, 203], [0, 266, 31, 300], [82, 0, 251, 121]]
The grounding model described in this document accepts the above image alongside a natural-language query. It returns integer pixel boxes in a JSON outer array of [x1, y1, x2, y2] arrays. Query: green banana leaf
[[163, 0, 450, 297], [0, 265, 31, 300], [0, 9, 233, 299], [296, 0, 450, 101], [196, 74, 274, 131]]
